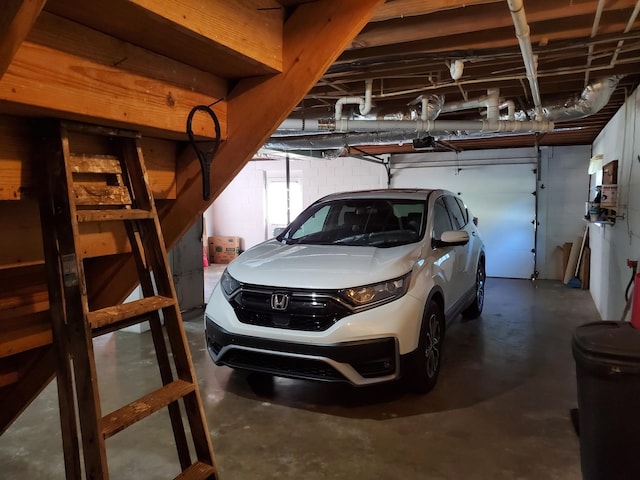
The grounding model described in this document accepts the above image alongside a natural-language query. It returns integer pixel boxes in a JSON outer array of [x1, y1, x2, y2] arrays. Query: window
[[444, 196, 466, 230], [455, 197, 469, 224], [266, 177, 302, 237], [432, 198, 453, 240], [291, 205, 330, 239]]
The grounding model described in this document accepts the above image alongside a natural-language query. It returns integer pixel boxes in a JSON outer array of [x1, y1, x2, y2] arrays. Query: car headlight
[[220, 269, 241, 298], [340, 272, 411, 309]]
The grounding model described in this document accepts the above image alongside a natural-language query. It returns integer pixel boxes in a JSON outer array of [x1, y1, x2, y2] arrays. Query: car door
[[444, 195, 477, 295], [431, 196, 459, 312]]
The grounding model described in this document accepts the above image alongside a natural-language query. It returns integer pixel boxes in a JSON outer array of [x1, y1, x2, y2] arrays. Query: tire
[[462, 259, 485, 319], [406, 299, 444, 394]]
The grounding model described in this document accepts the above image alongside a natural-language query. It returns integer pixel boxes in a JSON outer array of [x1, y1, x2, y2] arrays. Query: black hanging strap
[[186, 103, 221, 201]]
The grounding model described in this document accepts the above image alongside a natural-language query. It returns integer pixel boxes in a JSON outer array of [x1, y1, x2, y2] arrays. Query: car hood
[[226, 239, 422, 289]]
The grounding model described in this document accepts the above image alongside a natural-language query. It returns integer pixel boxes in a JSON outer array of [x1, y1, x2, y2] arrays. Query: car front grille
[[223, 349, 344, 381], [229, 286, 352, 331]]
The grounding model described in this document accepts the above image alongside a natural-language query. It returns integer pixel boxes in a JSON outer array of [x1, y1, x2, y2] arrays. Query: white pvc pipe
[[277, 118, 321, 131], [486, 88, 500, 121], [438, 89, 500, 121], [500, 100, 516, 120], [334, 79, 373, 120], [507, 0, 543, 119]]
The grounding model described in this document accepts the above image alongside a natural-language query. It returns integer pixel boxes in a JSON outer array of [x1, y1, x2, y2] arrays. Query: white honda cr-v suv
[[205, 189, 485, 393]]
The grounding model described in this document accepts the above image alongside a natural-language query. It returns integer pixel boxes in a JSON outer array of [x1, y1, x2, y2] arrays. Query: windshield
[[278, 198, 426, 247]]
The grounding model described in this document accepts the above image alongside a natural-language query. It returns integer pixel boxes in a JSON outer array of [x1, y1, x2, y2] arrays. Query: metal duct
[[266, 118, 555, 151], [420, 94, 444, 120], [540, 75, 622, 122], [264, 131, 419, 151]]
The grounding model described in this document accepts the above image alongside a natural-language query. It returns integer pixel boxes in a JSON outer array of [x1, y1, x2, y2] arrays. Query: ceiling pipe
[[335, 79, 373, 120], [278, 118, 321, 131], [507, 0, 543, 120], [500, 100, 516, 120], [331, 118, 554, 133], [541, 75, 622, 122], [265, 116, 555, 151], [584, 0, 606, 86], [264, 131, 420, 151], [419, 94, 444, 121]]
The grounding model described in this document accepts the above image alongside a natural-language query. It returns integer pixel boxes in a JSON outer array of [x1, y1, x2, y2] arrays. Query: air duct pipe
[[265, 116, 555, 151], [541, 75, 622, 122], [264, 130, 420, 151], [420, 94, 444, 121], [508, 0, 543, 119], [331, 118, 554, 134], [335, 79, 373, 120]]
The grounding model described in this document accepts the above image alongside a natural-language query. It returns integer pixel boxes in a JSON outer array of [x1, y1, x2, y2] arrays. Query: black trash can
[[572, 321, 640, 480]]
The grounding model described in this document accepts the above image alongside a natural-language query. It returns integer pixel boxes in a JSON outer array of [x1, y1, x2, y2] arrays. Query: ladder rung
[[102, 379, 196, 439], [77, 209, 154, 222], [74, 185, 132, 206], [69, 154, 122, 174], [87, 295, 175, 330], [174, 462, 217, 480]]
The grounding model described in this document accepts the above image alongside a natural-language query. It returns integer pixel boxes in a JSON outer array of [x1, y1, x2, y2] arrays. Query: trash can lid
[[573, 321, 640, 361]]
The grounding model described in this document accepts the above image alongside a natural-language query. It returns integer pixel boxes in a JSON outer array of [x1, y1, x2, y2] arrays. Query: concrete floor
[[0, 275, 600, 479]]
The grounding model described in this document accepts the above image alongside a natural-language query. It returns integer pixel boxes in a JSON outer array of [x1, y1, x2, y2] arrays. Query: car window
[[432, 198, 453, 240], [284, 198, 425, 247], [291, 205, 330, 239], [444, 195, 466, 230], [455, 197, 469, 224]]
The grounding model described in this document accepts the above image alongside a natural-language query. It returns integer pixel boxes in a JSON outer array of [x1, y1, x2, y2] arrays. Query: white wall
[[538, 145, 592, 280], [590, 88, 640, 321], [205, 154, 387, 251]]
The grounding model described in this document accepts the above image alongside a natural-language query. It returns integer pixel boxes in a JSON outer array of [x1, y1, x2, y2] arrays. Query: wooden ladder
[[35, 119, 218, 480]]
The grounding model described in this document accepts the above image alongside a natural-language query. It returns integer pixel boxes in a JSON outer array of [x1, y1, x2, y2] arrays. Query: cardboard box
[[600, 184, 618, 208], [208, 236, 241, 263]]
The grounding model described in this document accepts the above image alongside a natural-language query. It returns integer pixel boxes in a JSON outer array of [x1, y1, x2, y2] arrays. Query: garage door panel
[[391, 163, 535, 279]]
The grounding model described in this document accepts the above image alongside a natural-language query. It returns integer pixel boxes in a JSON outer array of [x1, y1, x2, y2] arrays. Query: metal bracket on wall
[[348, 146, 391, 186]]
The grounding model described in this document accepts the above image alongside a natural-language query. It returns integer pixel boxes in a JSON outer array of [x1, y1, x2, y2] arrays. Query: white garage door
[[391, 162, 536, 279]]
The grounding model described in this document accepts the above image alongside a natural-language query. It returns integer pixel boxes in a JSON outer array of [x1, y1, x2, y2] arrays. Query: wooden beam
[[28, 12, 228, 99], [371, 0, 503, 22], [0, 0, 46, 79], [44, 0, 284, 78], [0, 41, 227, 140], [127, 0, 284, 72], [87, 0, 385, 309]]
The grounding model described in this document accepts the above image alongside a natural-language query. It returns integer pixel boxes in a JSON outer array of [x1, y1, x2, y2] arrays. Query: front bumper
[[205, 320, 400, 386]]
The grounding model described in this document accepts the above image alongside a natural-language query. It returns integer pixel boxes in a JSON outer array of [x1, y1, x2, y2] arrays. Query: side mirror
[[273, 227, 285, 237], [433, 230, 469, 248]]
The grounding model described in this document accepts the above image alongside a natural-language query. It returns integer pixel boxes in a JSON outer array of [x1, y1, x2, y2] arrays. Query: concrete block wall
[[204, 154, 387, 251]]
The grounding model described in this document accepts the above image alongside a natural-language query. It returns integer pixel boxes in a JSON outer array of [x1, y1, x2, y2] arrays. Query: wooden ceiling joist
[[0, 0, 46, 79], [44, 0, 285, 78], [1, 39, 227, 140]]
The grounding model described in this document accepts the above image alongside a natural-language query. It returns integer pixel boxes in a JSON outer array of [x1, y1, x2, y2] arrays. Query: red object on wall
[[632, 273, 640, 329]]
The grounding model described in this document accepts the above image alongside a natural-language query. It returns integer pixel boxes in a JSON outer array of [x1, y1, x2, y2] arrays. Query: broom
[[567, 226, 588, 288]]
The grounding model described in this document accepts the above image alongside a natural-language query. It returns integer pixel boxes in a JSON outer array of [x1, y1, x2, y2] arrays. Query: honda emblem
[[271, 292, 290, 311]]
